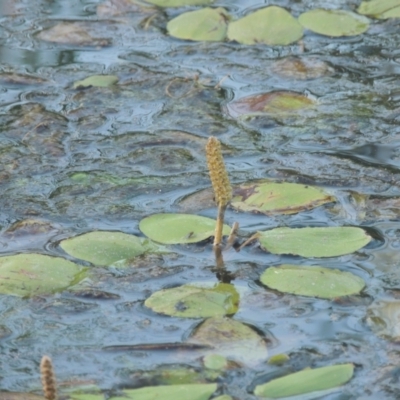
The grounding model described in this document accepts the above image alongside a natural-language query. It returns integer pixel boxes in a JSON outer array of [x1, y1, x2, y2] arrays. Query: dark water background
[[2, 0, 400, 398]]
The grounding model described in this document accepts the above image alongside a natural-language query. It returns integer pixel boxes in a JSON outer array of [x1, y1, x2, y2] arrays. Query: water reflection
[[0, 46, 75, 68]]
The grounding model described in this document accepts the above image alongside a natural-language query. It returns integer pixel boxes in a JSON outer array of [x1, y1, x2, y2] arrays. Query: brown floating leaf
[[0, 73, 48, 85], [226, 91, 315, 118], [188, 317, 268, 365], [37, 22, 111, 46], [231, 181, 334, 215], [270, 57, 334, 80], [97, 0, 156, 17]]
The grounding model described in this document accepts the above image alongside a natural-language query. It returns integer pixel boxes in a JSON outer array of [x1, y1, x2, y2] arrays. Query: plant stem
[[214, 203, 227, 247]]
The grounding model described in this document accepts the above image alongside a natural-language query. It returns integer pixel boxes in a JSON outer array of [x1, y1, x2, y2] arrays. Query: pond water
[[2, 0, 400, 399]]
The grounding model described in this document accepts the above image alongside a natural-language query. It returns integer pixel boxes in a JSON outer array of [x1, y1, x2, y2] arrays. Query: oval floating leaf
[[378, 6, 400, 18], [109, 383, 217, 400], [167, 8, 229, 42], [188, 317, 268, 365], [0, 254, 85, 297], [257, 226, 371, 258], [227, 6, 303, 45], [146, 0, 213, 7], [298, 9, 370, 37], [139, 213, 231, 244], [60, 231, 162, 266], [260, 265, 365, 299], [357, 0, 400, 17], [73, 75, 118, 89], [254, 363, 354, 398], [145, 283, 239, 318], [270, 57, 334, 80], [227, 91, 315, 118], [231, 181, 334, 215]]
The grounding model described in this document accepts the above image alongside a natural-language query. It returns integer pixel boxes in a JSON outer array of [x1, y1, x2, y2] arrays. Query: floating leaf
[[167, 8, 229, 42], [231, 181, 334, 215], [73, 75, 118, 89], [109, 383, 217, 400], [188, 317, 268, 365], [37, 22, 110, 46], [226, 91, 315, 118], [298, 9, 370, 37], [378, 6, 400, 18], [270, 57, 334, 80], [97, 0, 157, 17], [367, 300, 400, 341], [0, 254, 85, 297], [145, 283, 239, 318], [60, 231, 162, 266], [203, 354, 228, 370], [357, 0, 400, 17], [260, 265, 365, 299], [146, 0, 213, 7], [254, 363, 354, 398], [139, 213, 231, 244], [257, 226, 371, 258], [227, 6, 303, 45]]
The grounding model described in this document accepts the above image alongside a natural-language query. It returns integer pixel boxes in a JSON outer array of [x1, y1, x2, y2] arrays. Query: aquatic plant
[[205, 136, 232, 248], [40, 356, 57, 400]]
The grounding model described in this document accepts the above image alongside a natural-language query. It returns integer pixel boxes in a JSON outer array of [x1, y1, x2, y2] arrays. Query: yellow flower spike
[[40, 356, 57, 400], [205, 136, 232, 207], [205, 136, 232, 247]]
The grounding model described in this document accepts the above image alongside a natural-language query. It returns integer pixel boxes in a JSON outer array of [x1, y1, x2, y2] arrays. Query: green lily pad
[[227, 6, 303, 45], [73, 75, 118, 89], [298, 9, 370, 37], [254, 363, 354, 398], [378, 6, 400, 18], [144, 283, 239, 318], [188, 317, 268, 365], [146, 0, 213, 7], [167, 8, 229, 42], [60, 231, 162, 266], [357, 0, 400, 17], [257, 226, 371, 258], [109, 383, 217, 400], [0, 254, 85, 297], [231, 181, 334, 215], [203, 354, 228, 370], [226, 91, 315, 118], [139, 213, 231, 244], [260, 265, 365, 299]]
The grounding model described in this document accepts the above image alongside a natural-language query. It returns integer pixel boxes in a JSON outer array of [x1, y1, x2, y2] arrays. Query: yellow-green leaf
[[260, 265, 365, 299], [0, 254, 86, 297], [357, 0, 400, 17], [257, 226, 371, 257], [139, 213, 231, 244], [167, 8, 229, 42], [231, 181, 334, 215], [298, 9, 369, 37], [227, 6, 303, 45], [60, 231, 161, 266], [254, 363, 354, 398], [145, 283, 239, 318]]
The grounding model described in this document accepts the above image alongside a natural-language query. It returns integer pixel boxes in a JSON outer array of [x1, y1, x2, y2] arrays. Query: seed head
[[40, 356, 57, 400], [206, 136, 232, 207]]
